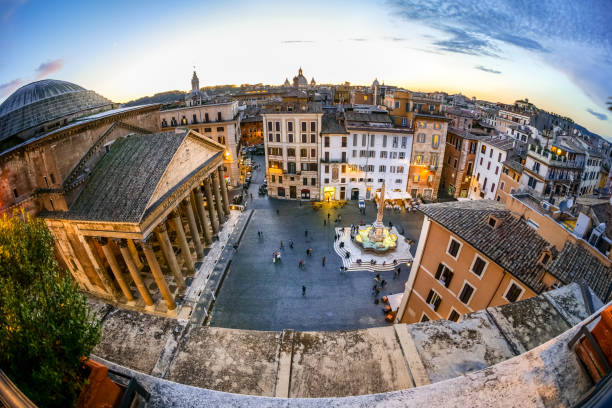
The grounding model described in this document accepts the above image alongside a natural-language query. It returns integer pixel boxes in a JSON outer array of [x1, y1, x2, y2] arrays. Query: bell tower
[[191, 70, 200, 92]]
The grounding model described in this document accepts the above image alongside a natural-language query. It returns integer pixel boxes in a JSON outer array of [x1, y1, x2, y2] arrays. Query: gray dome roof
[[0, 79, 112, 144], [0, 79, 86, 117]]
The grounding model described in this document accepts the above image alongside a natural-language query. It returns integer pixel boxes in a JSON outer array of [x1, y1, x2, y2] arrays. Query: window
[[467, 162, 473, 175], [489, 149, 493, 158], [370, 134, 375, 147], [325, 165, 329, 173], [288, 121, 293, 132], [504, 282, 524, 302], [303, 177, 308, 185], [301, 134, 307, 143], [434, 122, 442, 130], [481, 145, 486, 154], [275, 134, 280, 143], [302, 122, 307, 132], [399, 152, 405, 159], [417, 133, 426, 143], [425, 289, 442, 311], [310, 134, 316, 143], [300, 149, 307, 158], [379, 165, 386, 173], [498, 152, 502, 162], [394, 101, 400, 108], [217, 112, 222, 121], [487, 161, 491, 170], [353, 134, 358, 146], [50, 173, 56, 184], [470, 256, 487, 277], [288, 134, 294, 143], [412, 174, 420, 182], [415, 154, 424, 165], [401, 136, 407, 148], [418, 121, 426, 128], [479, 157, 483, 166], [447, 238, 461, 258], [469, 142, 476, 154], [380, 151, 388, 158], [311, 178, 316, 185], [268, 133, 273, 142], [397, 166, 404, 173], [288, 162, 296, 173], [435, 263, 454, 287], [287, 148, 295, 157], [362, 134, 367, 146], [311, 148, 316, 157], [342, 137, 347, 147], [382, 134, 387, 147], [491, 183, 495, 193], [527, 176, 537, 189], [431, 154, 439, 168], [459, 282, 475, 304], [310, 122, 316, 132], [13, 188, 18, 198], [420, 314, 430, 322], [448, 310, 460, 322], [271, 175, 276, 183], [432, 134, 440, 148]]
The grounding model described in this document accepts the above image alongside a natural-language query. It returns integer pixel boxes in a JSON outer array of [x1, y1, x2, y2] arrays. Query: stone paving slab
[[487, 294, 571, 354], [165, 326, 281, 396], [92, 308, 184, 375], [289, 326, 413, 397], [406, 310, 515, 383]]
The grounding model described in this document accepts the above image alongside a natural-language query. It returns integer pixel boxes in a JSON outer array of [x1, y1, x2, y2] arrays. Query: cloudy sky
[[0, 0, 610, 137]]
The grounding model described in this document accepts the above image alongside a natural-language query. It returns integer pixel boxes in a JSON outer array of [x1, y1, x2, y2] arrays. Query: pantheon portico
[[43, 129, 231, 315]]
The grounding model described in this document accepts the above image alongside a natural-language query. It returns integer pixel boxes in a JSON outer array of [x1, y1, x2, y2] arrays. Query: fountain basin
[[355, 226, 397, 252]]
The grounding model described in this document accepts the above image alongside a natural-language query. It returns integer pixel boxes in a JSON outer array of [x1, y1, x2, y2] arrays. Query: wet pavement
[[209, 155, 424, 331]]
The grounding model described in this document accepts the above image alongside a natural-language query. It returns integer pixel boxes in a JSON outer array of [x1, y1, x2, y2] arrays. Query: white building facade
[[262, 102, 323, 200], [319, 111, 413, 201], [469, 137, 514, 200]]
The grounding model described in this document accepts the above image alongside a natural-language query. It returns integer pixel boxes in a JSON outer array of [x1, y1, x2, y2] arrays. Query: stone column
[[97, 238, 134, 302], [155, 221, 186, 292], [193, 188, 212, 245], [117, 239, 153, 306], [182, 198, 204, 258], [127, 239, 144, 271], [211, 171, 225, 224], [170, 210, 195, 274], [203, 177, 219, 233], [82, 236, 121, 300], [218, 166, 231, 216], [140, 238, 176, 311]]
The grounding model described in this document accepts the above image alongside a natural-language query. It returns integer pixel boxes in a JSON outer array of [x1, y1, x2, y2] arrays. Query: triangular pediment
[[146, 130, 224, 209]]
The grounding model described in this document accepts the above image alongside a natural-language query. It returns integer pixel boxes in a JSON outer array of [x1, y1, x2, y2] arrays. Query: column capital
[[156, 221, 168, 234], [139, 235, 155, 250], [113, 238, 127, 248]]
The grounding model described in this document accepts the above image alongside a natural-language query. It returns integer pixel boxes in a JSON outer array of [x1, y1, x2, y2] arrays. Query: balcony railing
[[321, 158, 348, 163]]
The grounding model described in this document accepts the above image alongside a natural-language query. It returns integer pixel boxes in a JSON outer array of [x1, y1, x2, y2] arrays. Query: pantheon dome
[[0, 79, 113, 148]]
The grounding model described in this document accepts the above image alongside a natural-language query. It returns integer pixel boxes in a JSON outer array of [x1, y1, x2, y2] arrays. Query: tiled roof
[[482, 136, 515, 151], [547, 242, 612, 301], [344, 111, 392, 124], [419, 200, 552, 293], [64, 131, 189, 223], [321, 113, 348, 134], [503, 159, 523, 173]]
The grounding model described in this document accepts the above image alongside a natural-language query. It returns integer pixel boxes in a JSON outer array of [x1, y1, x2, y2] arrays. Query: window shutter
[[426, 290, 433, 304], [446, 271, 453, 287], [435, 264, 444, 280]]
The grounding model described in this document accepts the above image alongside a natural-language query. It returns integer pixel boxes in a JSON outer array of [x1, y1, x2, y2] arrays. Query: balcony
[[321, 157, 348, 164], [527, 145, 582, 169]]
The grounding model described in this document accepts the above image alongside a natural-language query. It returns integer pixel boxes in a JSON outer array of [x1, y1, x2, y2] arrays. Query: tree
[[0, 212, 101, 407]]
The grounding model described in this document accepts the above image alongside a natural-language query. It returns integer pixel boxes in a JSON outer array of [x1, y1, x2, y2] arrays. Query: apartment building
[[519, 143, 583, 198], [495, 158, 523, 204], [397, 198, 612, 324], [495, 109, 532, 134], [469, 136, 514, 200], [159, 100, 241, 186], [407, 113, 449, 200], [440, 128, 480, 198], [320, 110, 413, 201], [262, 102, 323, 200]]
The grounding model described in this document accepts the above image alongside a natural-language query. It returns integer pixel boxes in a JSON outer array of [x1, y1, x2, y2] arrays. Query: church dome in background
[[0, 79, 113, 145]]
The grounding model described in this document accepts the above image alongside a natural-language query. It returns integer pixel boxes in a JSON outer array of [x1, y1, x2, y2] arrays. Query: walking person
[[289, 240, 294, 249], [276, 209, 280, 215], [305, 229, 308, 237], [322, 256, 326, 266], [302, 285, 306, 296], [298, 259, 303, 269], [280, 240, 284, 249]]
